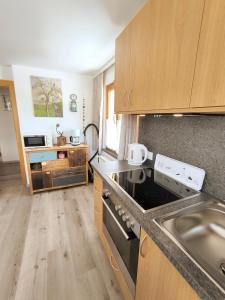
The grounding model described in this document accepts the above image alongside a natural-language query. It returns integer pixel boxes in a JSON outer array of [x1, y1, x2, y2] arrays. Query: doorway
[[0, 80, 26, 185]]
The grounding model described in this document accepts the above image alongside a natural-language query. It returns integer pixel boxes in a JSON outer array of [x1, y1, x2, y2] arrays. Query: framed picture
[[31, 76, 63, 117]]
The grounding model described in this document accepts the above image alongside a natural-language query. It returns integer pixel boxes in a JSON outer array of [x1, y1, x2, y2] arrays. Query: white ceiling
[[0, 0, 146, 75]]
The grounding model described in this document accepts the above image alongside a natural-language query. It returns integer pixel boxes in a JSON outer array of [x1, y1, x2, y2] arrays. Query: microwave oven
[[23, 135, 53, 148]]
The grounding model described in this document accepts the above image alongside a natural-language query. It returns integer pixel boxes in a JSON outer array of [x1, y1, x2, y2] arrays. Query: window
[[104, 83, 121, 156]]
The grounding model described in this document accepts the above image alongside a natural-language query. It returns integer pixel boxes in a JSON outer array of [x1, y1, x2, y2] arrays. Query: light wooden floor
[[0, 178, 123, 300], [0, 161, 21, 181]]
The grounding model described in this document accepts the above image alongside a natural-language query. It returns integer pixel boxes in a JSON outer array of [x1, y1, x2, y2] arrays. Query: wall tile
[[139, 115, 225, 200]]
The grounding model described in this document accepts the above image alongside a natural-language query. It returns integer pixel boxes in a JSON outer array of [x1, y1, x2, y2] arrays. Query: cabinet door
[[32, 172, 52, 191], [115, 0, 205, 112], [68, 149, 86, 167], [93, 172, 103, 239], [135, 229, 199, 300], [191, 1, 225, 108], [93, 188, 103, 237], [115, 26, 132, 113]]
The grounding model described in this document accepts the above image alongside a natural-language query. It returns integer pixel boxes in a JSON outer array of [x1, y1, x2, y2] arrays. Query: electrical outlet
[[147, 151, 153, 160]]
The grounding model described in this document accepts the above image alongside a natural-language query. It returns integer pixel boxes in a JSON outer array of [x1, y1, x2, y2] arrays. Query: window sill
[[102, 150, 117, 161]]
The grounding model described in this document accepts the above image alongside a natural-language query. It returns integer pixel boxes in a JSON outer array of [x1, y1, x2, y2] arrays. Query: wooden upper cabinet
[[115, 26, 132, 113], [115, 0, 205, 113], [136, 229, 200, 300], [191, 0, 225, 108]]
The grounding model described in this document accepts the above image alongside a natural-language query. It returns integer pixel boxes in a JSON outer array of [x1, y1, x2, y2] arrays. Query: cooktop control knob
[[118, 209, 125, 216], [122, 215, 129, 222], [126, 220, 134, 229], [115, 205, 121, 211], [103, 190, 111, 198]]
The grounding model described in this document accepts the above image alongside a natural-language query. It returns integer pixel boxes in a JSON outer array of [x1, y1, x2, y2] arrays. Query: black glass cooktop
[[109, 168, 197, 212]]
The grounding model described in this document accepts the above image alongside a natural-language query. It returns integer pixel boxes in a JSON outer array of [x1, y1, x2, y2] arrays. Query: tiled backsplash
[[139, 115, 225, 200]]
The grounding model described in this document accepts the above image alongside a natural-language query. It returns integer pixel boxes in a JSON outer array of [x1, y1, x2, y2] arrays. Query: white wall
[[103, 64, 115, 86], [0, 66, 13, 80], [12, 65, 93, 183], [12, 65, 93, 143], [0, 87, 19, 161], [0, 66, 19, 162]]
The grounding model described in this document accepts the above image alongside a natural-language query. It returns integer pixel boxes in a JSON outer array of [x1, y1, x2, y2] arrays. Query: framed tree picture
[[31, 76, 63, 117]]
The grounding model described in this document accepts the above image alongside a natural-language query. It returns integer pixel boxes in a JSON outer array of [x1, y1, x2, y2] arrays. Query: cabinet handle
[[140, 235, 147, 258], [128, 89, 133, 105], [110, 256, 119, 272]]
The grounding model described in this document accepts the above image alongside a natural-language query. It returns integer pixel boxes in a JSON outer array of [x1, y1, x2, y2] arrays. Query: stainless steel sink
[[156, 201, 225, 291]]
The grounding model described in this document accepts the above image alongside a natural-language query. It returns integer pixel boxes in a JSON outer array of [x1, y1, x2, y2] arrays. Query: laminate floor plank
[[0, 179, 123, 300]]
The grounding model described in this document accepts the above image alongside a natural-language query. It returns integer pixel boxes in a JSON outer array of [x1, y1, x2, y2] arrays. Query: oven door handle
[[102, 197, 131, 240]]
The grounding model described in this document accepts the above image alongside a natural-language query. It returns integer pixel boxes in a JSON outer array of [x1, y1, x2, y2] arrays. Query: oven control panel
[[102, 187, 140, 238]]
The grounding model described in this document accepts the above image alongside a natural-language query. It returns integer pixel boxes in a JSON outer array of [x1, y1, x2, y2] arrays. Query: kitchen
[[0, 0, 225, 299]]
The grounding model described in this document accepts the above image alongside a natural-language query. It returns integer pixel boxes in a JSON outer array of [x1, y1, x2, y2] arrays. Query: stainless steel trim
[[153, 200, 225, 294], [102, 197, 130, 240]]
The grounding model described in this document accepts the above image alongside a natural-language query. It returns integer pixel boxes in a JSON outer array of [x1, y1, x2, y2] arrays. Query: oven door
[[24, 135, 46, 147], [102, 196, 139, 296]]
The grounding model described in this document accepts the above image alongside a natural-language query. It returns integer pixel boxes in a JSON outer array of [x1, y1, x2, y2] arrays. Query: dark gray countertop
[[92, 158, 225, 300]]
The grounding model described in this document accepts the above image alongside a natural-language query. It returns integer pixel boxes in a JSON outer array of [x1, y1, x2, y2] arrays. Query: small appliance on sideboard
[[70, 129, 81, 146], [23, 135, 53, 148]]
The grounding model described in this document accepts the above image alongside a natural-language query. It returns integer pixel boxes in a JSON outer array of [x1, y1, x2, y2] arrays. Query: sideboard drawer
[[52, 166, 85, 178], [29, 151, 57, 163], [32, 172, 52, 190], [52, 174, 86, 187]]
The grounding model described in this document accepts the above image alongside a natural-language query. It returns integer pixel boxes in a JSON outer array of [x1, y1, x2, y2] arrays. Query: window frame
[[102, 82, 120, 158]]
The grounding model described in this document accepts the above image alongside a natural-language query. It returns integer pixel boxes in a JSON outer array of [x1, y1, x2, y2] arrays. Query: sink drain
[[220, 263, 225, 275]]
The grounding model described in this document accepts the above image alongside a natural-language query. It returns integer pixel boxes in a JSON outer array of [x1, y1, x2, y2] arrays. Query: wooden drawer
[[68, 149, 86, 167], [94, 171, 103, 192], [29, 151, 57, 163], [42, 159, 69, 171], [32, 172, 52, 191], [94, 188, 102, 210], [52, 166, 85, 178], [52, 174, 86, 187]]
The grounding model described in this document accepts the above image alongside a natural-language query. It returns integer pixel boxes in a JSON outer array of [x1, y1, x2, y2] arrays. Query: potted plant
[[56, 123, 67, 146]]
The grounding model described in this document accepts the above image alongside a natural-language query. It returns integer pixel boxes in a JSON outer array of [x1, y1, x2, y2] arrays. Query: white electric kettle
[[127, 143, 148, 166]]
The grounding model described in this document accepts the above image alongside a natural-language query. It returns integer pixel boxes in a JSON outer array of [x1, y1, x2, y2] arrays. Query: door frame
[[0, 80, 26, 186]]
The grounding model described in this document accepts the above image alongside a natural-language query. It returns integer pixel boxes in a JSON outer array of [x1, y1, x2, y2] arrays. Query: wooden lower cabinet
[[135, 229, 200, 300], [94, 187, 103, 238], [101, 234, 133, 300], [93, 172, 104, 241]]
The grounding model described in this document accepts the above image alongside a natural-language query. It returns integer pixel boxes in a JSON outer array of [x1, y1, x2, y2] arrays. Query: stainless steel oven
[[102, 185, 140, 296]]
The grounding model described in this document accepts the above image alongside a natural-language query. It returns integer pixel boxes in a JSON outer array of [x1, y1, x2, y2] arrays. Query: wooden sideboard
[[25, 144, 88, 194]]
